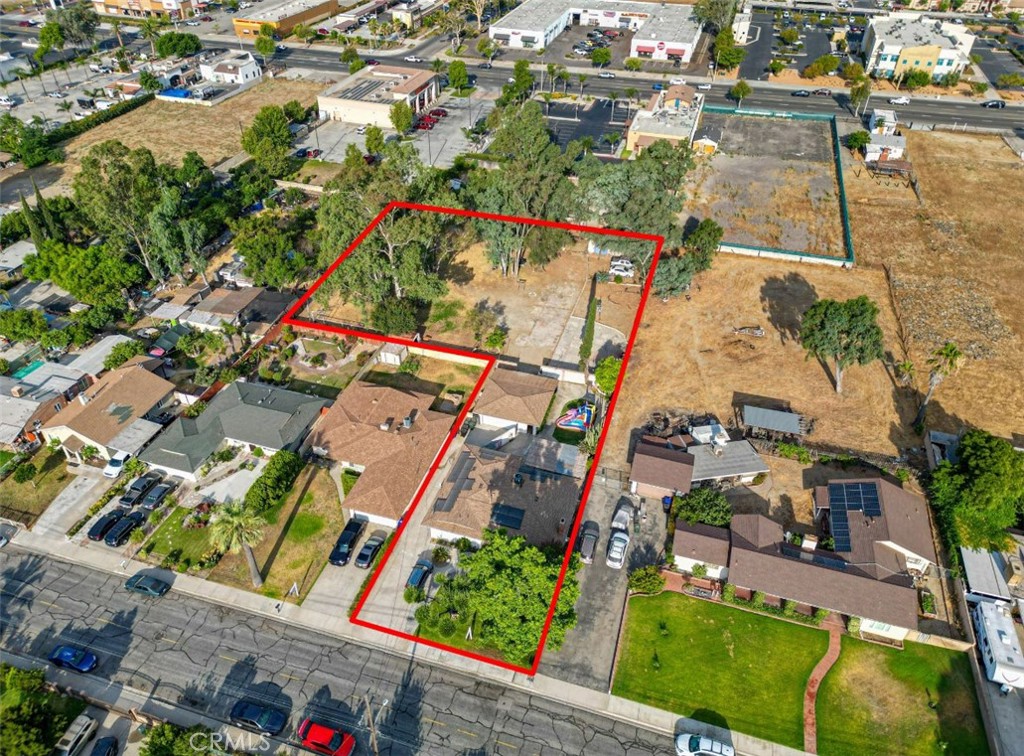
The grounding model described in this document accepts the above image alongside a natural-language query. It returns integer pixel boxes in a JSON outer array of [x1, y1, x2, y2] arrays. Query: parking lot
[[544, 100, 625, 154], [740, 11, 841, 80], [538, 477, 667, 691], [973, 36, 1024, 91]]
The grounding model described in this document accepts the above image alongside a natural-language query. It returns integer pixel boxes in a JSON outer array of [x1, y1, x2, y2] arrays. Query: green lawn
[[612, 593, 829, 749], [0, 447, 73, 527], [143, 506, 216, 566], [816, 636, 988, 756], [341, 468, 360, 497], [0, 450, 15, 468]]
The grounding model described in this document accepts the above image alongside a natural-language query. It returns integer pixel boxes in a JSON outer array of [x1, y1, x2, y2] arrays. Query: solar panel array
[[491, 504, 525, 530], [828, 482, 882, 553]]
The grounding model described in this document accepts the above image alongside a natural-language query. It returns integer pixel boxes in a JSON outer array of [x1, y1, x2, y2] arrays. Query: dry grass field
[[845, 130, 1024, 441], [55, 79, 327, 186], [603, 255, 919, 466]]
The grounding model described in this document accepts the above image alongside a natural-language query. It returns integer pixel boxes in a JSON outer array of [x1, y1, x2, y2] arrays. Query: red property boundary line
[[282, 201, 665, 676]]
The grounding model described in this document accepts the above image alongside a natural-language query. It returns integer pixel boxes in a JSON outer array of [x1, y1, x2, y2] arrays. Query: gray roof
[[67, 335, 137, 378], [690, 441, 768, 482], [960, 547, 1012, 602], [108, 418, 164, 456], [742, 405, 804, 435], [492, 0, 701, 46], [0, 394, 36, 445], [140, 382, 329, 474], [0, 239, 35, 273]]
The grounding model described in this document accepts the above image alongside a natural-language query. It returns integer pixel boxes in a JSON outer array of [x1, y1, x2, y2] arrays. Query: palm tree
[[209, 504, 265, 588], [608, 90, 619, 122], [579, 135, 594, 154], [895, 359, 915, 387], [624, 86, 638, 118], [541, 92, 552, 115], [430, 59, 446, 74], [575, 73, 588, 118], [914, 342, 964, 427], [366, 19, 379, 48], [546, 63, 556, 93], [139, 18, 162, 58], [557, 68, 569, 95], [12, 68, 32, 102], [111, 18, 125, 49]]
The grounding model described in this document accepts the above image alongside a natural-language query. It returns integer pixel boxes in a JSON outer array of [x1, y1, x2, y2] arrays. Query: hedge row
[[243, 450, 304, 513], [47, 93, 155, 146], [578, 295, 598, 369]]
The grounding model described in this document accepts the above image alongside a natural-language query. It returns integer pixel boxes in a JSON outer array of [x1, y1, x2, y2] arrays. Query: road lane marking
[[423, 718, 446, 727], [280, 673, 302, 681], [218, 654, 238, 662], [456, 729, 477, 737], [496, 740, 519, 749]]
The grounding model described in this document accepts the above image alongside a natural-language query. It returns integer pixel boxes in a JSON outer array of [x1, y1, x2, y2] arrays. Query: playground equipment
[[556, 402, 595, 432]]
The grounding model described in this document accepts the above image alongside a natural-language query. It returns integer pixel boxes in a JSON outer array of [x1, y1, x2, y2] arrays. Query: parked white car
[[103, 451, 132, 479], [404, 55, 424, 63], [669, 77, 686, 86], [675, 733, 735, 756], [599, 71, 616, 79], [697, 83, 712, 91], [888, 96, 911, 105]]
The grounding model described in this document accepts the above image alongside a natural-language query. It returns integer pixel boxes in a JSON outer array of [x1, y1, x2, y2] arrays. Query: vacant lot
[[613, 593, 828, 749], [56, 79, 327, 186], [817, 636, 988, 756], [845, 131, 1024, 441], [604, 255, 918, 466], [685, 115, 845, 257]]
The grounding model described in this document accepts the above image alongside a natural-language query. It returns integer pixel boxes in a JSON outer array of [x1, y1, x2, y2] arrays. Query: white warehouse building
[[488, 0, 703, 63]]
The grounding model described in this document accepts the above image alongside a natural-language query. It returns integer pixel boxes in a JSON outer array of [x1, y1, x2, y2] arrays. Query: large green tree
[[448, 59, 469, 92], [241, 106, 293, 178], [683, 218, 723, 271], [46, 3, 99, 47], [672, 487, 732, 527], [799, 295, 885, 394], [23, 239, 145, 307], [714, 28, 746, 70], [140, 723, 216, 756], [0, 309, 48, 342], [231, 210, 310, 289], [929, 430, 1024, 551], [0, 665, 83, 756], [73, 140, 163, 280], [389, 100, 414, 134], [693, 0, 735, 31]]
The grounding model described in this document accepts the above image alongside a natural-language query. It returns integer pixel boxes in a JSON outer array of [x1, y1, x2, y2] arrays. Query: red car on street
[[428, 108, 448, 118], [296, 718, 355, 756], [415, 122, 433, 130]]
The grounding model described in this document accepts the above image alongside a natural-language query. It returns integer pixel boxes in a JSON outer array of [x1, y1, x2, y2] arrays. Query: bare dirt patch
[[54, 79, 327, 187], [603, 255, 919, 468], [685, 115, 845, 257], [844, 130, 1024, 439]]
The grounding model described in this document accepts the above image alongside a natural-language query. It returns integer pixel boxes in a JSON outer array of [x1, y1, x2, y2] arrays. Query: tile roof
[[309, 381, 454, 521], [140, 382, 329, 474], [630, 437, 694, 494], [673, 521, 730, 567], [42, 360, 173, 450], [472, 368, 557, 429]]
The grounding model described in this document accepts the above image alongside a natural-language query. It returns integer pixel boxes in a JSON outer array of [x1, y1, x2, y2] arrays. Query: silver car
[[606, 530, 629, 569]]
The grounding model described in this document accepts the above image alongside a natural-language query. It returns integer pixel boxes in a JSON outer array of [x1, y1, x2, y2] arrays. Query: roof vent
[[78, 393, 91, 406], [10, 386, 24, 398], [403, 415, 412, 429], [379, 420, 391, 431]]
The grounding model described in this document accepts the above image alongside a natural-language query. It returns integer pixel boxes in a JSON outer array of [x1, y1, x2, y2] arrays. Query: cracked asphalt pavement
[[0, 549, 670, 755]]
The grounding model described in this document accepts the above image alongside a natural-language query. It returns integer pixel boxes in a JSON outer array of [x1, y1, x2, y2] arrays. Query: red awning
[[635, 46, 655, 53], [665, 48, 686, 55]]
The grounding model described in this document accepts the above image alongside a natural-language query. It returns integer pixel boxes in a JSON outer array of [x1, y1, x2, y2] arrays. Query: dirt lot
[[603, 255, 919, 466], [844, 130, 1024, 441], [53, 79, 327, 188], [685, 115, 846, 257]]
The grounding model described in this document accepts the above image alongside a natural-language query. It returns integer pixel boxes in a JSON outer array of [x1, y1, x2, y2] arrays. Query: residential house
[[673, 521, 730, 579], [862, 12, 973, 82], [423, 445, 581, 547], [42, 357, 175, 462], [217, 257, 255, 288], [692, 124, 723, 155], [689, 438, 768, 486], [0, 363, 89, 448], [868, 108, 898, 136], [471, 368, 558, 438], [150, 282, 211, 322], [308, 381, 455, 527], [971, 601, 1024, 689], [629, 435, 694, 500], [140, 381, 329, 481], [864, 133, 907, 163], [67, 335, 138, 379], [180, 286, 263, 332], [0, 239, 34, 282], [624, 85, 704, 157], [199, 51, 261, 86]]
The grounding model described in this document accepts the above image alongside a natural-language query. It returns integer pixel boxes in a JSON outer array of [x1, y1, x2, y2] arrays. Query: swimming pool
[[12, 359, 44, 380]]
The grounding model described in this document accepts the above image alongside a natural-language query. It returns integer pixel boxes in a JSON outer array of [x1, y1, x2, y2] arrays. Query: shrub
[[722, 583, 736, 602], [454, 537, 473, 554], [847, 616, 861, 634], [243, 450, 304, 513], [783, 599, 799, 618], [813, 607, 830, 625], [752, 472, 767, 486], [398, 356, 421, 375], [691, 563, 708, 578], [777, 442, 812, 464], [752, 590, 766, 608], [12, 462, 37, 484], [183, 401, 207, 418], [432, 545, 450, 565], [371, 299, 417, 335], [578, 296, 598, 369], [252, 447, 264, 458], [658, 620, 670, 637], [415, 603, 437, 628], [628, 565, 666, 595], [437, 615, 458, 638], [404, 586, 426, 604]]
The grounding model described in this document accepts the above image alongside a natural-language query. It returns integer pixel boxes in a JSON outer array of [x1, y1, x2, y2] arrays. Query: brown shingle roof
[[730, 513, 785, 552], [728, 544, 919, 629], [629, 438, 694, 494], [673, 521, 730, 567], [42, 362, 173, 446], [309, 381, 453, 521], [472, 368, 557, 429]]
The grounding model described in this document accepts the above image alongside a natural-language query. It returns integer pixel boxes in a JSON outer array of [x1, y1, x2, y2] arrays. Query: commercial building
[[489, 0, 703, 63], [92, 0, 199, 19], [317, 65, 441, 126], [624, 84, 703, 156], [389, 0, 445, 30], [862, 13, 974, 82], [232, 0, 338, 37]]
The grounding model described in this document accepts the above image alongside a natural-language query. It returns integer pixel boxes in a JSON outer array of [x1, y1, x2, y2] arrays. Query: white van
[[0, 95, 14, 108], [53, 714, 98, 756]]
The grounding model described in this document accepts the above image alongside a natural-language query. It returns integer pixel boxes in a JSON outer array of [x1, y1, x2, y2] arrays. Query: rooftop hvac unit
[[10, 385, 24, 398], [1005, 554, 1023, 589]]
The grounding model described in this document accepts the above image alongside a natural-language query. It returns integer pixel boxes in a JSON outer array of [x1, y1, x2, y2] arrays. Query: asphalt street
[[0, 548, 672, 756]]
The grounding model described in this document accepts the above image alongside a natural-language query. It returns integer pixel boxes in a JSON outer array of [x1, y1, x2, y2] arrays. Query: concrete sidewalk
[[9, 527, 806, 756]]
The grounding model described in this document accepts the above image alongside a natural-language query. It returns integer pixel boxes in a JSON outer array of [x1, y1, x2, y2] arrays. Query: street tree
[[292, 23, 315, 47], [465, 0, 489, 33], [138, 17, 163, 58], [799, 295, 885, 394], [914, 341, 964, 426], [672, 487, 732, 527], [254, 33, 276, 65], [714, 28, 746, 70], [209, 504, 265, 587], [47, 3, 99, 47], [389, 100, 414, 133], [73, 140, 163, 281], [36, 22, 65, 67], [364, 125, 385, 155], [476, 36, 497, 62], [929, 430, 1024, 551], [439, 11, 468, 52], [448, 59, 469, 91], [841, 62, 865, 81], [155, 32, 202, 58], [729, 79, 752, 105], [850, 78, 872, 116], [591, 47, 612, 68], [693, 0, 736, 31]]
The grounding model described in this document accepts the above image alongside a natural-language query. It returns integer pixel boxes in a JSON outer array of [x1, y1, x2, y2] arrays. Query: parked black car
[[87, 509, 125, 542], [124, 574, 171, 597], [141, 480, 176, 510], [406, 558, 433, 590], [229, 700, 288, 736], [981, 99, 1006, 109], [355, 535, 385, 569], [329, 519, 366, 566], [104, 511, 145, 547], [90, 736, 119, 756], [119, 471, 162, 507]]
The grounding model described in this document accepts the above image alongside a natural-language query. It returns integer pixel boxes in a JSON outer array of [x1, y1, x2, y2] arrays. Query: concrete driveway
[[32, 467, 113, 538], [538, 478, 668, 691]]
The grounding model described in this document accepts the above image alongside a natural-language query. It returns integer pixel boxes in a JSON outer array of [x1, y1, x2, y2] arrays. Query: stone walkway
[[803, 627, 842, 754]]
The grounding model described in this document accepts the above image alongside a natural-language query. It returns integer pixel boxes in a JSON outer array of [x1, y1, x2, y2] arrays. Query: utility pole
[[363, 695, 388, 756]]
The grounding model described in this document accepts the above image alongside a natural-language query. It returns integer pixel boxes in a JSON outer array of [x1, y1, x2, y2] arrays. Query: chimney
[[403, 416, 412, 429], [379, 420, 391, 431], [10, 385, 24, 398], [78, 393, 91, 406], [1005, 554, 1023, 589]]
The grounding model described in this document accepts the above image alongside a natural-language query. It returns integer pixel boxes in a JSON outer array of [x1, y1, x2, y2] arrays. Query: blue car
[[49, 644, 98, 673], [652, 83, 665, 91], [406, 558, 433, 590]]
